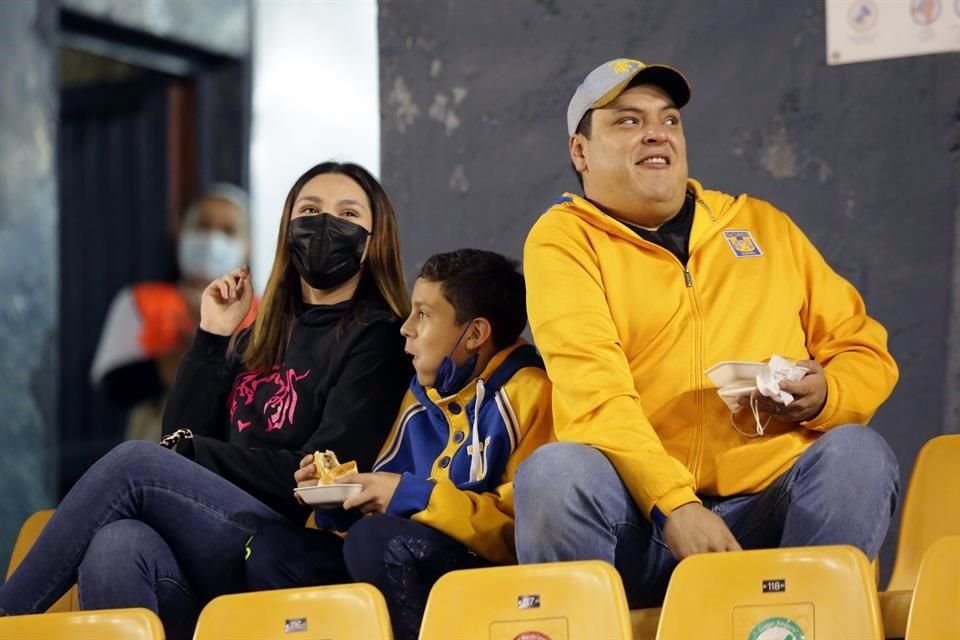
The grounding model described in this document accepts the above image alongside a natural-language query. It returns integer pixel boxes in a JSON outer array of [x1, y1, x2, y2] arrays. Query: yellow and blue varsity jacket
[[372, 341, 553, 563]]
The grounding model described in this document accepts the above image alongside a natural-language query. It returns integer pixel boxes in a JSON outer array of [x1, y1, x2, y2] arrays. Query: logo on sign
[[910, 0, 941, 25], [748, 617, 806, 640], [847, 0, 879, 33], [513, 633, 551, 640]]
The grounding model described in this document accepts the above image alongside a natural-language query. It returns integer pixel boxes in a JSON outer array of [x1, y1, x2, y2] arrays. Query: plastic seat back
[[904, 535, 960, 639], [6, 509, 78, 612], [0, 607, 164, 639], [419, 560, 631, 640], [192, 583, 392, 640], [656, 545, 883, 640], [887, 434, 960, 592]]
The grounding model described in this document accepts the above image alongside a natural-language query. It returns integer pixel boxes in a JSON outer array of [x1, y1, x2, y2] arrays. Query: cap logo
[[610, 59, 642, 75]]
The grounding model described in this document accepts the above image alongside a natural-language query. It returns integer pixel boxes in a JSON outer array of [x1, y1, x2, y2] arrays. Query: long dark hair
[[242, 162, 409, 371]]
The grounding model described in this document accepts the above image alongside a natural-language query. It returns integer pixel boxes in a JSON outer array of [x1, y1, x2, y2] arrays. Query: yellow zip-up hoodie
[[523, 180, 898, 522]]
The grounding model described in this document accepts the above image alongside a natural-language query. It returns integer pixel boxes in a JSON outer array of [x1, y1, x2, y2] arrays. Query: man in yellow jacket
[[516, 57, 900, 607]]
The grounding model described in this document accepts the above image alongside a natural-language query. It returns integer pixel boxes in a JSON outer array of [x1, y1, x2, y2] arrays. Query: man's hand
[[662, 502, 742, 560], [737, 359, 828, 423], [341, 472, 403, 514]]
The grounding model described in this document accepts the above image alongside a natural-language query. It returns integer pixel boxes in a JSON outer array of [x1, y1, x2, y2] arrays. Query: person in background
[[90, 184, 255, 442], [0, 162, 412, 640]]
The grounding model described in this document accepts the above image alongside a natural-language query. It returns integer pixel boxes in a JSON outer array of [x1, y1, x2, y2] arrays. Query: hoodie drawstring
[[469, 379, 486, 482]]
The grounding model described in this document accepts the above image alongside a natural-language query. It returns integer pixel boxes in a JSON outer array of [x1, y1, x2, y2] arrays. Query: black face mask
[[287, 214, 370, 290]]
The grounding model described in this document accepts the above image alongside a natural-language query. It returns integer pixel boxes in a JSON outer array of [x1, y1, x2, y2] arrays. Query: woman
[[0, 162, 412, 640]]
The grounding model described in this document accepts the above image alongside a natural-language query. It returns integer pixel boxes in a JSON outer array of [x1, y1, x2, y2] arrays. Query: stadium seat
[[882, 434, 960, 638], [193, 583, 392, 640], [6, 509, 78, 613], [419, 560, 631, 640], [656, 545, 883, 640], [0, 607, 163, 639], [630, 607, 661, 640], [904, 536, 960, 640]]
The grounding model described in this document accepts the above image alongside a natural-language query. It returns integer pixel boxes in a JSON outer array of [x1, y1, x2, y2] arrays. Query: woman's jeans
[[514, 425, 900, 608], [0, 441, 287, 640]]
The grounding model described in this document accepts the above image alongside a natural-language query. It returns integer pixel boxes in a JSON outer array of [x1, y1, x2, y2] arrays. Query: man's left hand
[[738, 359, 827, 422], [341, 472, 402, 514]]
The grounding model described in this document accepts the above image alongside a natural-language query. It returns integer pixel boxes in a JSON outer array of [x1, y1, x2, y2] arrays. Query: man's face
[[573, 84, 689, 227], [400, 278, 471, 387]]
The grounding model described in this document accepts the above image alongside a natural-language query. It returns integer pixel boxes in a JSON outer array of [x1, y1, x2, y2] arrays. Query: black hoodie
[[162, 298, 412, 522]]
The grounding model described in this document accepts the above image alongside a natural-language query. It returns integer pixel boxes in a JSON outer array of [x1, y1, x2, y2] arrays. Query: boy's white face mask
[[707, 355, 809, 437]]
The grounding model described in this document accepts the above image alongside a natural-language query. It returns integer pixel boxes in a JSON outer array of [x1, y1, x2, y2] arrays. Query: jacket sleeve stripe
[[373, 404, 425, 470], [494, 391, 519, 454]]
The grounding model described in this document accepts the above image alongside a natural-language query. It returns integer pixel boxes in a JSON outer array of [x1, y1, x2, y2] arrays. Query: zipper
[[686, 269, 706, 481]]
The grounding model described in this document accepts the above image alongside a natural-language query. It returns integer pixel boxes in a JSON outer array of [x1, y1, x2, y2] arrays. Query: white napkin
[[755, 355, 809, 406]]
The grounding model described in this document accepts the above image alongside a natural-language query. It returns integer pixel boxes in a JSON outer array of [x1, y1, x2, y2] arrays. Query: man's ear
[[465, 317, 493, 351], [569, 134, 588, 173]]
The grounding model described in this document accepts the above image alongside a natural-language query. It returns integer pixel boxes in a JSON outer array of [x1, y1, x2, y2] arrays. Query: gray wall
[[60, 0, 249, 58], [0, 0, 250, 575], [379, 0, 960, 583], [0, 0, 60, 578]]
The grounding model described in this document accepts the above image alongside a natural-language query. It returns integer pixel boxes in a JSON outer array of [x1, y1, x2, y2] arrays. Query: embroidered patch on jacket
[[723, 230, 764, 258]]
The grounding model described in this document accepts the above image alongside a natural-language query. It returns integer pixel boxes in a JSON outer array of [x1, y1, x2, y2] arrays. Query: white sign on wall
[[826, 0, 960, 65]]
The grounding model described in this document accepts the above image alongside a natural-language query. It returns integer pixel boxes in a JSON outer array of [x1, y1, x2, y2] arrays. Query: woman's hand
[[294, 453, 320, 489], [199, 266, 252, 336]]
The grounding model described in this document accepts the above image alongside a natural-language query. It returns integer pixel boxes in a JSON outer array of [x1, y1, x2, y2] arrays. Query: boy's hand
[[341, 472, 402, 514]]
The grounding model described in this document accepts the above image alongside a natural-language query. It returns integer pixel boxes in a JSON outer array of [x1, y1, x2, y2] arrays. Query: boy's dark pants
[[246, 514, 489, 640]]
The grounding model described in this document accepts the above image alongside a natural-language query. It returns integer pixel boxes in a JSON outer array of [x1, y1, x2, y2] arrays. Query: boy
[[246, 249, 553, 640]]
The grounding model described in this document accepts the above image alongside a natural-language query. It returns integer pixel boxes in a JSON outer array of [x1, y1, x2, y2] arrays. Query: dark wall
[[379, 0, 960, 582], [0, 0, 251, 575], [0, 0, 60, 576]]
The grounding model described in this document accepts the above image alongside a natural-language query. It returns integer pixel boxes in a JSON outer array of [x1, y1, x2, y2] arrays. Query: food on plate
[[313, 450, 358, 484]]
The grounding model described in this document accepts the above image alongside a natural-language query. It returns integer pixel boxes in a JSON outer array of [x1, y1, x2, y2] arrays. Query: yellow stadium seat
[[419, 560, 631, 640], [883, 434, 960, 638], [192, 584, 392, 640], [656, 545, 883, 640], [904, 536, 960, 640], [6, 509, 78, 613], [0, 607, 164, 640], [630, 607, 661, 640], [630, 562, 878, 638]]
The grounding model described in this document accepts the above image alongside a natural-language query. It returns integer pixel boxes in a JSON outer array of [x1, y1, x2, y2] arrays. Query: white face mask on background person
[[177, 229, 246, 282]]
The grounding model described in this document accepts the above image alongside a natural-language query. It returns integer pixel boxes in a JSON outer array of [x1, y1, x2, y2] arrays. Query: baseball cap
[[567, 58, 691, 136]]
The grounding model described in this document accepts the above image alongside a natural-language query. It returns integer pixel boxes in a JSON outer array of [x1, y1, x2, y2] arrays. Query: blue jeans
[[514, 425, 900, 608], [0, 441, 287, 640]]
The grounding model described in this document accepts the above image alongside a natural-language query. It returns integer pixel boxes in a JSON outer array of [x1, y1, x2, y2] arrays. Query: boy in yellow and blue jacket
[[246, 249, 552, 640]]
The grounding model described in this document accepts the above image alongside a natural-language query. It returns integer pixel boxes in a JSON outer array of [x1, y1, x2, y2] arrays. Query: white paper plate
[[717, 384, 757, 398], [293, 484, 362, 508], [704, 361, 767, 388]]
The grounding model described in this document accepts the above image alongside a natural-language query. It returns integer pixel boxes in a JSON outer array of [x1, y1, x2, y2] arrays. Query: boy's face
[[400, 278, 472, 387]]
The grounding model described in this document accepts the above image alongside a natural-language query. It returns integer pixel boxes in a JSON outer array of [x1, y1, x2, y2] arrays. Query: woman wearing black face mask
[[0, 163, 412, 640]]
